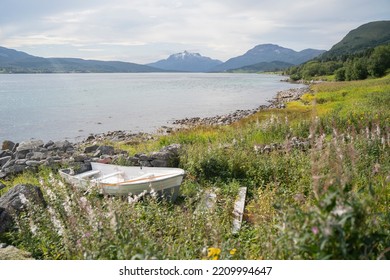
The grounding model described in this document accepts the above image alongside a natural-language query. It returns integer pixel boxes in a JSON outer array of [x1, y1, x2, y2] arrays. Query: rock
[[93, 150, 102, 157], [15, 159, 27, 165], [0, 244, 34, 260], [0, 182, 5, 191], [27, 151, 47, 161], [0, 156, 11, 169], [0, 184, 46, 234], [97, 145, 115, 155], [139, 160, 152, 167], [72, 154, 88, 162], [149, 144, 181, 167], [1, 159, 15, 170], [25, 160, 41, 167], [3, 164, 26, 175], [84, 145, 99, 154], [44, 140, 55, 149], [16, 140, 44, 152], [54, 140, 74, 153], [15, 150, 30, 159], [1, 140, 16, 151], [263, 145, 271, 153]]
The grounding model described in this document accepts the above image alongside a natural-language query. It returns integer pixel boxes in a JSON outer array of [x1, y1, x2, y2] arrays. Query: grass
[[1, 75, 389, 260]]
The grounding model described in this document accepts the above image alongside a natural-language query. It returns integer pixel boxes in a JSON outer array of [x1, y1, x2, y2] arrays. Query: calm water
[[0, 73, 303, 143]]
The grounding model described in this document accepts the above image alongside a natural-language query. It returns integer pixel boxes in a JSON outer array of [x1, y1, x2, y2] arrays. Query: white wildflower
[[45, 188, 57, 202], [332, 205, 352, 217], [29, 220, 38, 235], [48, 206, 64, 236]]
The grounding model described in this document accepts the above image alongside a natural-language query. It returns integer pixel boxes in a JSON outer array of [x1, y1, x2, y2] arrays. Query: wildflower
[[311, 226, 319, 235], [230, 248, 237, 255], [332, 205, 352, 217], [207, 247, 221, 260]]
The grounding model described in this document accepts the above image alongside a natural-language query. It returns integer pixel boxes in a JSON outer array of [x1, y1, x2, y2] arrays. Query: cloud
[[0, 0, 389, 63]]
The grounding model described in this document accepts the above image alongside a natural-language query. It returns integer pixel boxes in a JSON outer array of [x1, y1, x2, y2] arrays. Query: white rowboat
[[59, 162, 185, 201]]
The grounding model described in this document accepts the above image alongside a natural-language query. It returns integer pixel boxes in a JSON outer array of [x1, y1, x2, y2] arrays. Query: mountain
[[227, 61, 294, 73], [321, 21, 390, 59], [147, 51, 223, 72], [0, 46, 162, 73], [210, 44, 326, 72]]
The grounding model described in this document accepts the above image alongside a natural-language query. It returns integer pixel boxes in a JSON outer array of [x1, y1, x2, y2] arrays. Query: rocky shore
[[0, 138, 181, 180], [172, 87, 309, 127]]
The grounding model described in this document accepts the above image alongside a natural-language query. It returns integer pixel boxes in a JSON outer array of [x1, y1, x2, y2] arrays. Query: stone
[[150, 159, 169, 167], [44, 140, 55, 149], [84, 145, 99, 154], [0, 150, 13, 158], [263, 145, 271, 153], [0, 156, 12, 169], [16, 140, 44, 152], [1, 140, 16, 151], [0, 182, 5, 191], [14, 159, 27, 165], [27, 151, 47, 161], [25, 160, 41, 167], [97, 145, 115, 155], [7, 164, 27, 174], [0, 184, 46, 234], [1, 159, 15, 170], [139, 160, 152, 167], [72, 154, 88, 162], [0, 244, 34, 260], [53, 140, 73, 152], [15, 150, 30, 159], [138, 154, 150, 161], [93, 150, 102, 157]]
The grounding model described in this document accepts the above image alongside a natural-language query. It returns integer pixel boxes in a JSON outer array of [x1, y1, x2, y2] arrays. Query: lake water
[[0, 73, 303, 143]]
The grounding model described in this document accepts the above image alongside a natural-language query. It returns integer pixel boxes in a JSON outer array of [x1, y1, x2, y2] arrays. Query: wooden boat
[[59, 162, 185, 201]]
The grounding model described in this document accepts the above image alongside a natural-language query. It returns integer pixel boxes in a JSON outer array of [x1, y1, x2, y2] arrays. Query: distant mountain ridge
[[228, 61, 294, 73], [0, 46, 162, 73], [1, 44, 325, 73], [147, 51, 223, 72], [210, 44, 326, 72], [321, 21, 390, 59]]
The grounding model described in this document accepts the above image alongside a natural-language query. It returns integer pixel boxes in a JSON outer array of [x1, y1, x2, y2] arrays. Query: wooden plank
[[232, 187, 247, 234]]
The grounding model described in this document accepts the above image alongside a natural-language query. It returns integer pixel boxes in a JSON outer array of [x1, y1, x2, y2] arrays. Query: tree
[[367, 45, 390, 77], [335, 67, 346, 81], [345, 58, 368, 80]]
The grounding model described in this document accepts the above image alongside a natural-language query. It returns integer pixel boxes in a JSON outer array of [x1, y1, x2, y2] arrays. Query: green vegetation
[[1, 75, 389, 260], [286, 21, 390, 81], [287, 44, 390, 81]]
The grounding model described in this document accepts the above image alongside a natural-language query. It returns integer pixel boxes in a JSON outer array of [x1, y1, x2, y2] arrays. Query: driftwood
[[232, 187, 247, 234]]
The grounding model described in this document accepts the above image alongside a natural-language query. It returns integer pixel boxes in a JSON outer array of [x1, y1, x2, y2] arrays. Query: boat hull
[[59, 162, 185, 201]]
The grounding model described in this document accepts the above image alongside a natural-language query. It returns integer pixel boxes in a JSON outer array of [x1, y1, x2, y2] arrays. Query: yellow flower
[[229, 248, 237, 255], [207, 247, 221, 260]]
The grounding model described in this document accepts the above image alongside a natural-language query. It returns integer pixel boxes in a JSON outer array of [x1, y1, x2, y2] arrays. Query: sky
[[0, 0, 389, 64]]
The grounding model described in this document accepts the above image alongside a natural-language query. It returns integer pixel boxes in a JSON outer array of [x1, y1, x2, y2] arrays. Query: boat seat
[[74, 170, 101, 179], [96, 171, 124, 183], [135, 173, 155, 180]]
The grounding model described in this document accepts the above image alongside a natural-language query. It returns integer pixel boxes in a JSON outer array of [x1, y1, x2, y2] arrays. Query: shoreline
[[0, 85, 310, 180], [171, 86, 309, 128]]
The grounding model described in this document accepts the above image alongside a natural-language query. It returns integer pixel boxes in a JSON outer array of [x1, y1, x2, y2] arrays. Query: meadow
[[1, 75, 389, 260]]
